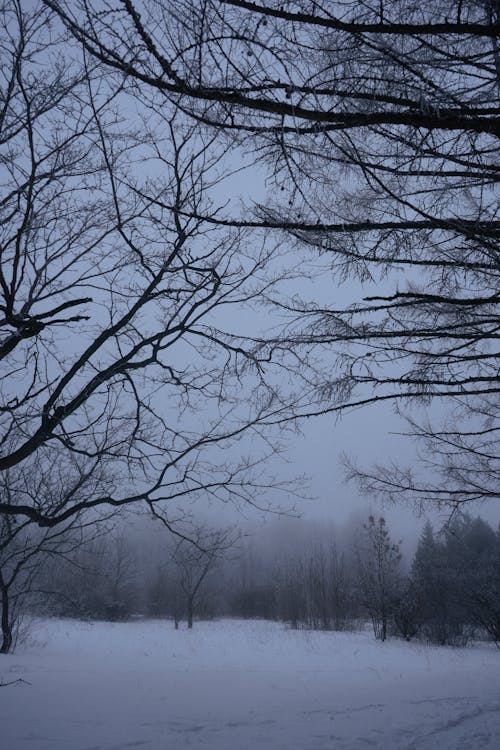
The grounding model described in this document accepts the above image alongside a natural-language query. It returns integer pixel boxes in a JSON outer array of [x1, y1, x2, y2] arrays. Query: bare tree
[[300, 541, 354, 631], [170, 525, 237, 629], [45, 0, 499, 512], [345, 400, 500, 513], [276, 554, 306, 630], [0, 451, 106, 653], [0, 1, 304, 528], [45, 529, 140, 622]]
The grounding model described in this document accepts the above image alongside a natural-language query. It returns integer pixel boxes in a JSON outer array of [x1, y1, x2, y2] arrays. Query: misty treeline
[[3, 513, 499, 651]]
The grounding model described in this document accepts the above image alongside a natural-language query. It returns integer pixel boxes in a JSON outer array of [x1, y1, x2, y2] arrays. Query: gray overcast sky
[[180, 144, 500, 541], [208, 158, 499, 538]]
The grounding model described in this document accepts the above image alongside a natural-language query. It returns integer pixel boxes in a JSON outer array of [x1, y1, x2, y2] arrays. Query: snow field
[[0, 618, 499, 749]]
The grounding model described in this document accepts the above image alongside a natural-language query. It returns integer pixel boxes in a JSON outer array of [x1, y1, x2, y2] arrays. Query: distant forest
[[3, 513, 499, 653]]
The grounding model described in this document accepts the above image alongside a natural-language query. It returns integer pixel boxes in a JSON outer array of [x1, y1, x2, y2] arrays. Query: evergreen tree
[[357, 516, 401, 641]]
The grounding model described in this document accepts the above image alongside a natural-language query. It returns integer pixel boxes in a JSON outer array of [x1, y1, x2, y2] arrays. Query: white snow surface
[[0, 618, 498, 749]]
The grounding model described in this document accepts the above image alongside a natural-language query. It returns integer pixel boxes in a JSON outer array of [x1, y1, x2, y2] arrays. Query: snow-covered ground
[[0, 618, 498, 750]]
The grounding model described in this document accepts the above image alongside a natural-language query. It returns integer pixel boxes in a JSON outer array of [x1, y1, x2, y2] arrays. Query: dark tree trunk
[[0, 581, 13, 654]]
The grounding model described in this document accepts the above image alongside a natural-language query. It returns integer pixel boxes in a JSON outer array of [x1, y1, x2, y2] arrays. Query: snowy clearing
[[0, 618, 499, 750]]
